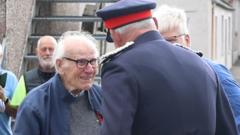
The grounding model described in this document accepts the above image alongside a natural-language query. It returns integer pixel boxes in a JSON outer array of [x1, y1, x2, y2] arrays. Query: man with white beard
[[9, 36, 57, 117]]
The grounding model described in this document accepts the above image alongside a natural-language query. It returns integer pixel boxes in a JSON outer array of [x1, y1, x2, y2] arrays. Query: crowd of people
[[0, 0, 240, 134]]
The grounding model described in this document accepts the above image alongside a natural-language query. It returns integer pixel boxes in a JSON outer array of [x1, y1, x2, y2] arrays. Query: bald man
[[9, 36, 57, 117]]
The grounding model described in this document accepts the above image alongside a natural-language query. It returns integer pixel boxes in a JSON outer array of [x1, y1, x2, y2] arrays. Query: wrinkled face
[[57, 37, 98, 91], [37, 37, 55, 70], [160, 28, 189, 47]]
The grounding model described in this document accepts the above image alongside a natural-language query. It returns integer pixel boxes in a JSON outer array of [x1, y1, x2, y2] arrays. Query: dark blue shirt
[[13, 74, 102, 135]]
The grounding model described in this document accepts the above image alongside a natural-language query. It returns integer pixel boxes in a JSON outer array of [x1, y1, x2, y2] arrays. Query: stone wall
[[50, 3, 86, 35], [5, 0, 35, 77], [0, 0, 6, 42]]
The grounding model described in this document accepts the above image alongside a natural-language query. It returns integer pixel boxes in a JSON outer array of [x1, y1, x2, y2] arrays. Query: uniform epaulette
[[100, 41, 134, 64]]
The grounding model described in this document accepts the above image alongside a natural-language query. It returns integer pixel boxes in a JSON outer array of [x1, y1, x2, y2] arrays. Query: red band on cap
[[104, 10, 152, 29]]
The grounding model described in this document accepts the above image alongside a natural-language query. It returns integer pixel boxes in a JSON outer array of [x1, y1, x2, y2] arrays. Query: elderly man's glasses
[[63, 57, 98, 68], [164, 34, 186, 43]]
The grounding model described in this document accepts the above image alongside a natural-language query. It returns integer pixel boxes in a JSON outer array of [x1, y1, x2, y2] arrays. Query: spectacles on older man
[[164, 34, 186, 43], [63, 57, 98, 68]]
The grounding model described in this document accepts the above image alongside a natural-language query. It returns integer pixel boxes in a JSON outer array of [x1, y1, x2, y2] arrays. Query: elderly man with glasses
[[154, 5, 240, 133], [13, 31, 102, 135]]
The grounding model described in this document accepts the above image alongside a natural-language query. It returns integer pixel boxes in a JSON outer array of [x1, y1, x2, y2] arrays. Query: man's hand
[[0, 85, 5, 101], [0, 85, 18, 117]]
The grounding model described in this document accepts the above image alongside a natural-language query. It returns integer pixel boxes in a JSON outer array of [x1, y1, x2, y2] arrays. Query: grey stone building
[[158, 0, 240, 69]]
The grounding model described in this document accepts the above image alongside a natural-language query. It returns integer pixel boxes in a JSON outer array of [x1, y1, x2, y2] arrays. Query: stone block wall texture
[[50, 3, 86, 35], [0, 0, 6, 42], [5, 0, 35, 77]]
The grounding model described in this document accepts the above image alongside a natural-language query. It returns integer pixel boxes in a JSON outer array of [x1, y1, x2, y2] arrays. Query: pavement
[[231, 59, 240, 83]]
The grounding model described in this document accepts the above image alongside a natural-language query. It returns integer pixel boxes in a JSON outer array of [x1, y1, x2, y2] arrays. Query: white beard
[[38, 56, 54, 71]]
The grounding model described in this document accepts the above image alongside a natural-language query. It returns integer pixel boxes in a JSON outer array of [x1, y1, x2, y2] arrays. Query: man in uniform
[[97, 0, 238, 134]]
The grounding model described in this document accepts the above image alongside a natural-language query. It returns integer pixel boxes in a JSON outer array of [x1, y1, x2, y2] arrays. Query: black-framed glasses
[[164, 34, 186, 43], [63, 57, 98, 68]]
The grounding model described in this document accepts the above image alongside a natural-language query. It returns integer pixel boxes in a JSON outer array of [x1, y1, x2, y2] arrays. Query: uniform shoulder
[[100, 41, 134, 64]]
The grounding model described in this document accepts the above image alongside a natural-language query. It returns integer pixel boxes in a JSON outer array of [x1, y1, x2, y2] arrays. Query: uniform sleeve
[[13, 100, 41, 135], [215, 77, 239, 135], [10, 76, 27, 106], [101, 63, 138, 135]]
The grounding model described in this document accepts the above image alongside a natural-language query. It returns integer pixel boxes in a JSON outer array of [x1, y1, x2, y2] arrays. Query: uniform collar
[[134, 30, 163, 45], [100, 41, 134, 64], [100, 30, 163, 64]]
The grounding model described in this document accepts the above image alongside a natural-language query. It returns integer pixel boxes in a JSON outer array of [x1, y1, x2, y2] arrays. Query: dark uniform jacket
[[100, 30, 238, 135]]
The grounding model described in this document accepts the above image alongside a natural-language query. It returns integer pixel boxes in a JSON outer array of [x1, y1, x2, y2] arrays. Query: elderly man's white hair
[[53, 31, 99, 71], [153, 5, 189, 35], [114, 18, 156, 35]]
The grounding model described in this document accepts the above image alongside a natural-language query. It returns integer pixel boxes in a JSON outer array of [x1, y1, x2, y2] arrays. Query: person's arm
[[214, 64, 240, 132], [3, 75, 28, 118], [0, 85, 17, 117], [4, 102, 18, 118], [101, 63, 138, 135], [205, 60, 240, 133], [0, 85, 5, 101], [215, 76, 239, 135], [14, 100, 41, 135]]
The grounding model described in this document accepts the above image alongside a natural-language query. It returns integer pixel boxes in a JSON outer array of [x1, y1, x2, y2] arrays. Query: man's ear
[[110, 30, 122, 48], [153, 17, 159, 30], [55, 59, 63, 74], [184, 34, 191, 47]]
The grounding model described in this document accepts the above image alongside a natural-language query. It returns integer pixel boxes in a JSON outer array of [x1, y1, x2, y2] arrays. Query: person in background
[[96, 0, 238, 134], [0, 43, 18, 135], [9, 35, 57, 117], [13, 31, 102, 135], [154, 4, 240, 131]]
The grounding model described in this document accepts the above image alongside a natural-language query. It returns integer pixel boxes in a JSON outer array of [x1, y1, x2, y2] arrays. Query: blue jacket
[[205, 59, 240, 132], [0, 69, 18, 135], [100, 31, 238, 135], [13, 74, 102, 135]]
